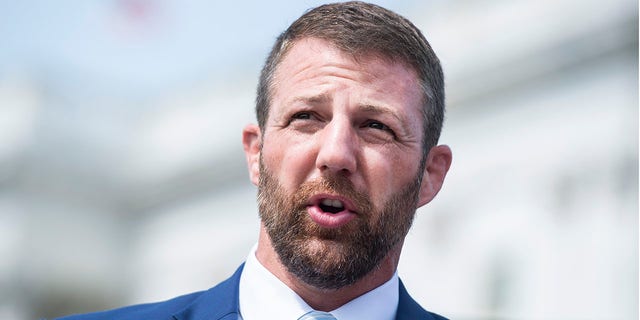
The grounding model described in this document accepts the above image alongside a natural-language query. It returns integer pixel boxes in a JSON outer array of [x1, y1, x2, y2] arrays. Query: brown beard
[[257, 159, 422, 290]]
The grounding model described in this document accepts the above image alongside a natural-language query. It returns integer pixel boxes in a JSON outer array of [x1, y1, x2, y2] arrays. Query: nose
[[315, 119, 358, 175]]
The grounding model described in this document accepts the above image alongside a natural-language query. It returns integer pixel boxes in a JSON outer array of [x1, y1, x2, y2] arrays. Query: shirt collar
[[239, 244, 398, 320]]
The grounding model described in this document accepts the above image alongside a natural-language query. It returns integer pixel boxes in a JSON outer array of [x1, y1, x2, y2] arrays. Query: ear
[[417, 145, 452, 207], [242, 124, 262, 186]]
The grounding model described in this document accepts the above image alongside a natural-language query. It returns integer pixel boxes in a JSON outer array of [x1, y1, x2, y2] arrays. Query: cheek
[[261, 137, 316, 187], [363, 149, 420, 194]]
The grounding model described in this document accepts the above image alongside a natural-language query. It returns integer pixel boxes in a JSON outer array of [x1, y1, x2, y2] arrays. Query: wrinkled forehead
[[273, 37, 426, 101]]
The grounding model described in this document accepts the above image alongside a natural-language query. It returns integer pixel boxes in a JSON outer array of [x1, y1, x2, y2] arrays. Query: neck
[[255, 225, 403, 311]]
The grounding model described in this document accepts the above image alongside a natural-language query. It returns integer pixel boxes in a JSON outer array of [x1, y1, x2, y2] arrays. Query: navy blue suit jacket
[[57, 264, 447, 320]]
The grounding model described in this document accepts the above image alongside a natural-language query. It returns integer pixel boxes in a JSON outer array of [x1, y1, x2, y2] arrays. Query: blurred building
[[0, 0, 637, 319]]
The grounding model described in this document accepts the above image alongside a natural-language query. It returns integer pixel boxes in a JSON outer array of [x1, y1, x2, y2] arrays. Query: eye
[[291, 111, 313, 120], [364, 120, 393, 133], [361, 120, 397, 142], [285, 111, 323, 133], [367, 121, 387, 130]]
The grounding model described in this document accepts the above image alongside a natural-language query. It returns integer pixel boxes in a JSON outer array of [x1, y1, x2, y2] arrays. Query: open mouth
[[307, 195, 357, 228], [319, 198, 345, 214]]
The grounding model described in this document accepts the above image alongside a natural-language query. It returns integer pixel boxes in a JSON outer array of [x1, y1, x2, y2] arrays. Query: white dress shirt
[[238, 244, 399, 320]]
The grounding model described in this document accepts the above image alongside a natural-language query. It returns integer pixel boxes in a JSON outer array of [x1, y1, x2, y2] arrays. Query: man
[[58, 2, 452, 319]]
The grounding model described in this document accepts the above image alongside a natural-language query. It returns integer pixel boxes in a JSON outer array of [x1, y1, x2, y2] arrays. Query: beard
[[257, 160, 422, 290]]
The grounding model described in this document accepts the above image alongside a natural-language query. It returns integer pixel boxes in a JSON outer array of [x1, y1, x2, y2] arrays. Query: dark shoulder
[[54, 265, 244, 320], [397, 280, 449, 320], [427, 311, 449, 320], [55, 291, 204, 320]]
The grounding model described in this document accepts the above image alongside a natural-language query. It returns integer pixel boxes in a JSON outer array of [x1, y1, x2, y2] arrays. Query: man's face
[[255, 38, 428, 289]]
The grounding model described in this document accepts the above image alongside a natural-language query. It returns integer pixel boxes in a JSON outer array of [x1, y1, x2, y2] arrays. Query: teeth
[[321, 198, 344, 209]]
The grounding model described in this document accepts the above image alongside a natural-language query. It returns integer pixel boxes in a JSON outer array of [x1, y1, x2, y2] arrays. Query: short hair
[[256, 1, 444, 156]]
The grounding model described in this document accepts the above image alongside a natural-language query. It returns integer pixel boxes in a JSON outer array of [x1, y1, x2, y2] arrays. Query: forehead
[[271, 37, 424, 112], [276, 37, 419, 80]]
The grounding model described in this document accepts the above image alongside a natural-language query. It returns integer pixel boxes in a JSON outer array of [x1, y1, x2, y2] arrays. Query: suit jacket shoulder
[[55, 265, 243, 320], [396, 280, 448, 320], [56, 264, 448, 320]]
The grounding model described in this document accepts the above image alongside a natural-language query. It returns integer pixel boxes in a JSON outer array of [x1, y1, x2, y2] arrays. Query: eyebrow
[[291, 93, 333, 106], [290, 93, 407, 125], [359, 103, 405, 124]]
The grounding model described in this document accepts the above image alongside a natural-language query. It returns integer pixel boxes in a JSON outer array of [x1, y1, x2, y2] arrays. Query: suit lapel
[[395, 280, 441, 320], [172, 264, 244, 320]]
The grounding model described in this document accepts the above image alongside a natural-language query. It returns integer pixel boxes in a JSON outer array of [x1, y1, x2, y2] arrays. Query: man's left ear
[[418, 145, 452, 207]]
